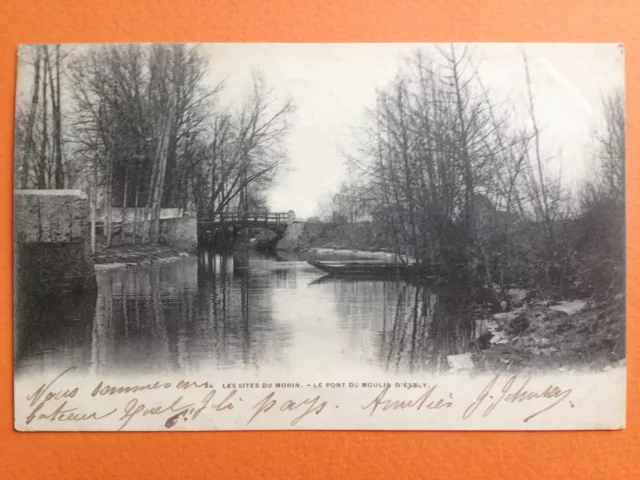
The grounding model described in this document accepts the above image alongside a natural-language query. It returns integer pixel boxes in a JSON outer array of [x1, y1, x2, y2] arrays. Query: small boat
[[307, 260, 443, 281]]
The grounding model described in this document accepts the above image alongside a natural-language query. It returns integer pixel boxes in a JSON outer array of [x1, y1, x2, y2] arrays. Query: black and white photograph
[[13, 43, 626, 431]]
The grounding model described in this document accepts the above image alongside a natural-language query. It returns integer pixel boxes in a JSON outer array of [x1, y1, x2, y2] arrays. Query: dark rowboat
[[308, 260, 443, 281]]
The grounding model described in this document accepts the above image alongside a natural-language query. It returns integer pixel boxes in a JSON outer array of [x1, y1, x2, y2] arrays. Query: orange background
[[0, 1, 638, 478]]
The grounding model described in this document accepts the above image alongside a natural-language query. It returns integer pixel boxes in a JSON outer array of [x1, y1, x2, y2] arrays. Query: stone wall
[[96, 207, 185, 223], [14, 190, 97, 298], [15, 190, 91, 245]]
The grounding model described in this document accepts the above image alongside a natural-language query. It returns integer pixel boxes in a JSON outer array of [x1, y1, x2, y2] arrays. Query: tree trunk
[[20, 47, 41, 189], [133, 171, 140, 244], [48, 45, 64, 189], [105, 161, 113, 247], [150, 97, 177, 243], [121, 168, 129, 243], [523, 52, 555, 257], [395, 85, 420, 265], [91, 156, 99, 254], [37, 48, 49, 189], [142, 202, 150, 244], [89, 182, 96, 255]]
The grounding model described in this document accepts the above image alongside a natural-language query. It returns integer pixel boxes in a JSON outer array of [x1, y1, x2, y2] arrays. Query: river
[[15, 248, 478, 378]]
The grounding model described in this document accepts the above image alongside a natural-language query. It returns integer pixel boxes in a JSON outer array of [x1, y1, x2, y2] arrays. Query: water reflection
[[379, 286, 475, 374], [15, 248, 477, 377], [326, 280, 475, 374], [15, 289, 96, 374]]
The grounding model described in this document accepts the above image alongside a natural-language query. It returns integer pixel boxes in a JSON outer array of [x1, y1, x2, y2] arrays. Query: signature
[[361, 385, 453, 416], [463, 375, 573, 422]]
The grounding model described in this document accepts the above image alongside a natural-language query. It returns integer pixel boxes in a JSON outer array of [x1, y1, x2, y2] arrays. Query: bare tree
[[15, 45, 70, 190], [196, 73, 294, 219], [66, 44, 223, 245], [17, 47, 41, 189], [574, 88, 626, 297], [47, 45, 64, 188], [347, 45, 570, 306]]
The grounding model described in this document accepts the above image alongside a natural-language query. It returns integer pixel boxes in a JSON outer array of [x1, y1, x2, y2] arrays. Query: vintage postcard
[[13, 43, 625, 431]]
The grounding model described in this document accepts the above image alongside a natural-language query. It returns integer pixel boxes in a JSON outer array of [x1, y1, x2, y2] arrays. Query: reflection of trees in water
[[90, 263, 193, 375], [330, 279, 475, 375], [15, 289, 96, 376], [380, 285, 475, 374], [194, 249, 286, 371], [196, 251, 233, 367], [17, 253, 476, 377], [332, 280, 402, 356], [85, 250, 286, 375], [272, 268, 296, 289]]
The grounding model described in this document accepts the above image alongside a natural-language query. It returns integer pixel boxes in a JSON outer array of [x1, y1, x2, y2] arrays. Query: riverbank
[[275, 221, 410, 262], [465, 292, 626, 373], [277, 221, 389, 253], [93, 244, 191, 269]]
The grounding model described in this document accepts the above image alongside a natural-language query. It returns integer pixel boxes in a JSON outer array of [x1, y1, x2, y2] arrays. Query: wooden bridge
[[197, 211, 293, 248], [198, 211, 291, 228]]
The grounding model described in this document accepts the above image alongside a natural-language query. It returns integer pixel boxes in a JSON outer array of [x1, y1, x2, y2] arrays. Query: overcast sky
[[201, 43, 623, 218]]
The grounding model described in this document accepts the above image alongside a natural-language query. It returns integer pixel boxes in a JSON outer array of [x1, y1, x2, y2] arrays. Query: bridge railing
[[199, 212, 290, 225]]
